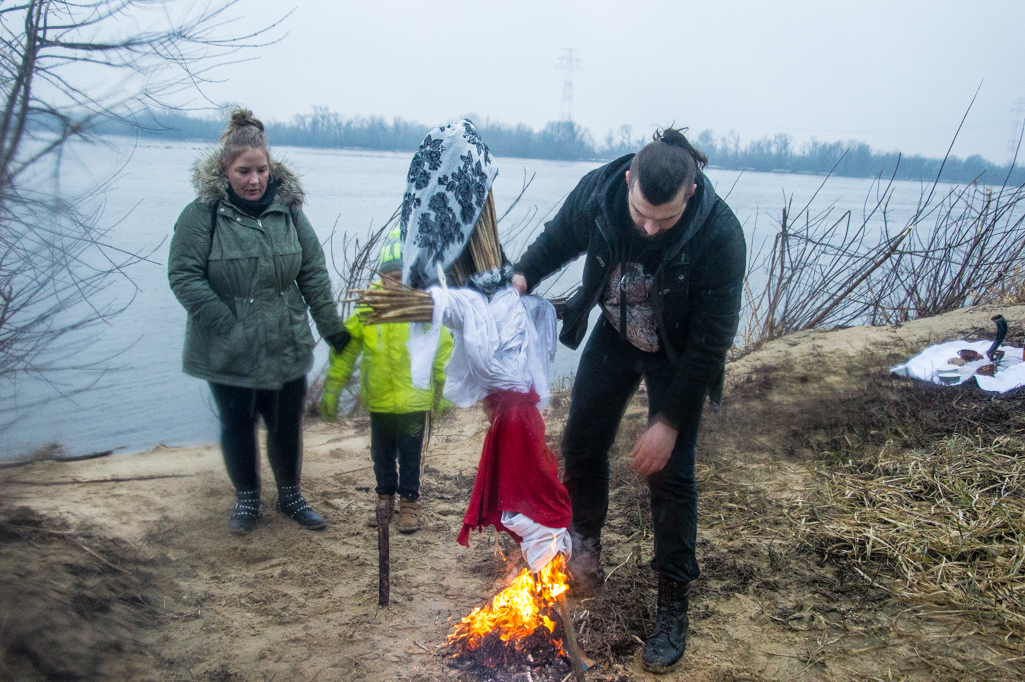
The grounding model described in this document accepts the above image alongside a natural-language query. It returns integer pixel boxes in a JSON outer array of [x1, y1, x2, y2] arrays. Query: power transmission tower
[[557, 48, 583, 122], [1009, 97, 1025, 161]]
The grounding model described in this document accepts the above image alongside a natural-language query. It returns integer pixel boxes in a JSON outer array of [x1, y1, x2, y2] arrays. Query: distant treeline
[[97, 108, 1025, 185]]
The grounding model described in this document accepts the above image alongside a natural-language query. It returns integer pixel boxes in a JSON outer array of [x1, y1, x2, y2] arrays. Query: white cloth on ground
[[406, 286, 558, 408], [501, 511, 572, 573], [889, 339, 1025, 392]]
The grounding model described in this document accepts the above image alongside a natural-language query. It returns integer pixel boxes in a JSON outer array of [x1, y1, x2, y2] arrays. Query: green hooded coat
[[321, 309, 453, 418], [168, 148, 346, 389]]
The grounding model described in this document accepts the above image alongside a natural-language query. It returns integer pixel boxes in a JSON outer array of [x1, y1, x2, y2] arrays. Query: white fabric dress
[[407, 286, 558, 406], [405, 285, 569, 571]]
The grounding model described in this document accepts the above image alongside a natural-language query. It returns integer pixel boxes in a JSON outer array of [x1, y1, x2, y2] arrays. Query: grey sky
[[200, 0, 1025, 162]]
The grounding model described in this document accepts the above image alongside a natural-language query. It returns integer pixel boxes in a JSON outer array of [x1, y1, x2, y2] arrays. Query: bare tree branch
[[0, 1, 285, 430]]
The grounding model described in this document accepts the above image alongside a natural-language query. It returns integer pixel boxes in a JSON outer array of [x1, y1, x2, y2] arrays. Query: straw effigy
[[351, 189, 502, 324], [795, 434, 1025, 636]]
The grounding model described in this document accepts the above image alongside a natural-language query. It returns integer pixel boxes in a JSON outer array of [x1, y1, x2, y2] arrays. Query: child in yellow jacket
[[321, 228, 453, 532]]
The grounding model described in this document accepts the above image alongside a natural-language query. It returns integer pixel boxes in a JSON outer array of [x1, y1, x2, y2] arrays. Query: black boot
[[228, 489, 260, 534], [641, 575, 690, 673], [567, 535, 605, 596], [276, 484, 326, 530]]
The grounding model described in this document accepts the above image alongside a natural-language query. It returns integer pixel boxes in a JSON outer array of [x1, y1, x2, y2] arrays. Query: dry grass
[[691, 341, 1025, 677], [798, 435, 1025, 638]]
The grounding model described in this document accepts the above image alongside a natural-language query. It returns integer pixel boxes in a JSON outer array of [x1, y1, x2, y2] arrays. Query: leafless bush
[[738, 163, 910, 350], [326, 209, 397, 317], [0, 1, 282, 426], [738, 158, 1025, 353], [876, 182, 1025, 319]]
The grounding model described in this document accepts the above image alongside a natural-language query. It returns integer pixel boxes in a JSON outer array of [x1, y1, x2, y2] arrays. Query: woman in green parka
[[168, 108, 351, 534]]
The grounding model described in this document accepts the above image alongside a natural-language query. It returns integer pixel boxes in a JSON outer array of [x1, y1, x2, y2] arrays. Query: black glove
[[325, 330, 351, 354]]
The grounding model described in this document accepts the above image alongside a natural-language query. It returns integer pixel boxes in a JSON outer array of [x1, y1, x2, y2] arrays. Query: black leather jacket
[[514, 155, 746, 431]]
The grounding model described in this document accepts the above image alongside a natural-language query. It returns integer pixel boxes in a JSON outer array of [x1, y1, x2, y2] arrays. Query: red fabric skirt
[[457, 389, 572, 546]]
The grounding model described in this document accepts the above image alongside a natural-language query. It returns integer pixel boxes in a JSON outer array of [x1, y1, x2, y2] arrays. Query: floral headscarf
[[399, 119, 499, 289]]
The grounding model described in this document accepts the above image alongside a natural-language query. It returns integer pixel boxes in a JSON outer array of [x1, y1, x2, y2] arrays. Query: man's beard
[[632, 223, 667, 243]]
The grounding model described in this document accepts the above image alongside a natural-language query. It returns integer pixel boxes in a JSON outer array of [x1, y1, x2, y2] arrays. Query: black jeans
[[209, 376, 307, 492], [562, 317, 701, 583], [370, 411, 427, 501]]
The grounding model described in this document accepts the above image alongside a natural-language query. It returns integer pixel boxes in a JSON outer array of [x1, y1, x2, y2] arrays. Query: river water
[[0, 138, 954, 460]]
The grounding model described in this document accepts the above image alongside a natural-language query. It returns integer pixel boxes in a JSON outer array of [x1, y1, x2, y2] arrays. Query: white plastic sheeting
[[890, 339, 1025, 393], [500, 511, 572, 573]]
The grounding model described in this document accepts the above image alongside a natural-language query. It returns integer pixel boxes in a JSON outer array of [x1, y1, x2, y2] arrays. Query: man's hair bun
[[629, 125, 708, 205], [655, 126, 689, 148]]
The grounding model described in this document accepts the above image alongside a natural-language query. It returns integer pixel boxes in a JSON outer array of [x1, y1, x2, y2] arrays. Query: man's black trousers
[[209, 376, 307, 492], [562, 317, 701, 584], [370, 411, 427, 501]]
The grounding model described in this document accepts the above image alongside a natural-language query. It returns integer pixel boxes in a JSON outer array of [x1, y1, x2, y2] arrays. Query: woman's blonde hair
[[218, 107, 269, 169]]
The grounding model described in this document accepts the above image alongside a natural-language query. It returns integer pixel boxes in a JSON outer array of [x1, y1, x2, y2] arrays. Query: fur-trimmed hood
[[191, 145, 305, 209]]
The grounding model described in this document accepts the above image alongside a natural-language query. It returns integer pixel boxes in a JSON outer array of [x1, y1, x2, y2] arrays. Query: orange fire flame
[[448, 553, 570, 651]]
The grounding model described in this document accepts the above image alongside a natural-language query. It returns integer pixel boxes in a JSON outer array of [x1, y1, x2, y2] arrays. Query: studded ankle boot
[[228, 489, 260, 534], [641, 575, 690, 673], [276, 484, 326, 530]]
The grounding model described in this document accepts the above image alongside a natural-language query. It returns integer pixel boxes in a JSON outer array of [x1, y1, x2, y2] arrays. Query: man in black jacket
[[512, 128, 746, 673]]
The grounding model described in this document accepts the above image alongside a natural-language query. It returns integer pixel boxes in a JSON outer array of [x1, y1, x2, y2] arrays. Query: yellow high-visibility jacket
[[321, 311, 453, 418]]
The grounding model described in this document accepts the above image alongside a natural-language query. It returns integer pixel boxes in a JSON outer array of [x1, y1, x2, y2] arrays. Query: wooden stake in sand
[[377, 505, 390, 606]]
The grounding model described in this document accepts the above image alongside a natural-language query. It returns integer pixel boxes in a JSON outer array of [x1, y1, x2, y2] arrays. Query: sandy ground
[[3, 303, 1025, 681]]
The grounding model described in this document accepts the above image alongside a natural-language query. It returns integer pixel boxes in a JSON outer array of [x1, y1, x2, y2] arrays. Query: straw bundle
[[347, 284, 435, 325], [449, 190, 502, 285], [355, 190, 502, 321], [796, 435, 1025, 635]]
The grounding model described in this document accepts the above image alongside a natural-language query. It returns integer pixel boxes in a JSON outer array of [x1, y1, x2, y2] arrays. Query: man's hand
[[511, 273, 528, 295], [629, 419, 679, 476]]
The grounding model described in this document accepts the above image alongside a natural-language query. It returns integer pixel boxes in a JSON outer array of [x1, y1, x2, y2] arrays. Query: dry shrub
[[978, 264, 1025, 307], [799, 435, 1025, 638], [738, 173, 1025, 355]]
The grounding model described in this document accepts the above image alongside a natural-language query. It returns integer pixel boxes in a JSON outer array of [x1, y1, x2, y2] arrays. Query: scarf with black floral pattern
[[399, 119, 500, 289]]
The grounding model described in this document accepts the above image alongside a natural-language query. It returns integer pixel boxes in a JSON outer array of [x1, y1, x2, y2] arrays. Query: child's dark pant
[[370, 411, 428, 500]]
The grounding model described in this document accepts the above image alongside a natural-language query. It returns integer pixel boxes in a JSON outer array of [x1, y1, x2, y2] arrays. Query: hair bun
[[655, 126, 689, 148], [224, 107, 264, 138]]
